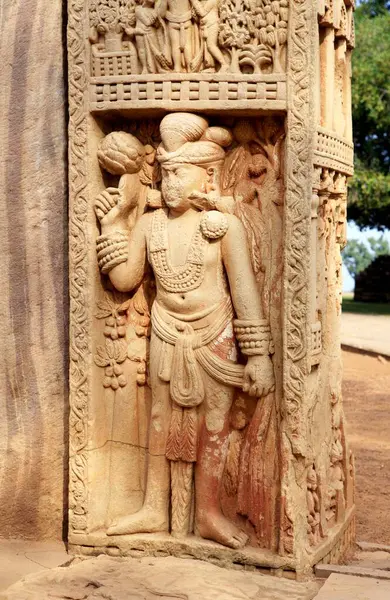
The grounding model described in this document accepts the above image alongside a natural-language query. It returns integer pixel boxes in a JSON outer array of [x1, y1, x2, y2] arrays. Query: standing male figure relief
[[95, 113, 275, 549]]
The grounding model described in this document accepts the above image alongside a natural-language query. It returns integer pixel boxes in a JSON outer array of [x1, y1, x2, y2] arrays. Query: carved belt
[[166, 10, 192, 23], [151, 298, 239, 408]]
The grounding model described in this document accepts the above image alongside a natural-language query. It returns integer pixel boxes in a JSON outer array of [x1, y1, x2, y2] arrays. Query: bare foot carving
[[197, 511, 249, 549], [107, 507, 168, 536]]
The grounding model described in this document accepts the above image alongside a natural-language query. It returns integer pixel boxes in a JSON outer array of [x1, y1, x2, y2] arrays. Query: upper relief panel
[[88, 0, 288, 111]]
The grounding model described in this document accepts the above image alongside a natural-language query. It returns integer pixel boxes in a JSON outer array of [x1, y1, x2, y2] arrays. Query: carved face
[[161, 164, 208, 211]]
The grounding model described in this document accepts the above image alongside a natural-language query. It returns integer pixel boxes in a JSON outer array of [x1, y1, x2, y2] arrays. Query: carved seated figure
[[95, 113, 275, 549]]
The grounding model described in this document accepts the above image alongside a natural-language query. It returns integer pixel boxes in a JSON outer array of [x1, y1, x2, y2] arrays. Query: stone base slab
[[69, 507, 355, 576]]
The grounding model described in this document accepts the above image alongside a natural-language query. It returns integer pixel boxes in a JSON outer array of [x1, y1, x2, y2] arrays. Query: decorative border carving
[[314, 128, 354, 176], [68, 0, 90, 535], [280, 0, 315, 559], [283, 0, 314, 456]]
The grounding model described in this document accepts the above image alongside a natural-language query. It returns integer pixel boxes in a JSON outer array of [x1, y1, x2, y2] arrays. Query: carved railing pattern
[[314, 127, 354, 176], [89, 73, 287, 109]]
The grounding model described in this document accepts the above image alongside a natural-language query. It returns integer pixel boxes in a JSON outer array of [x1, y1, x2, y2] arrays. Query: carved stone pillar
[[68, 0, 355, 576]]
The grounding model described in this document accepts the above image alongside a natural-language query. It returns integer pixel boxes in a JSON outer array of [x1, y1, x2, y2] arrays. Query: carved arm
[[221, 214, 265, 321], [97, 213, 150, 293], [222, 214, 275, 397]]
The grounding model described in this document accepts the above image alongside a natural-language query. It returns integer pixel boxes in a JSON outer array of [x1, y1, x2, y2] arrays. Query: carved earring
[[205, 167, 218, 194]]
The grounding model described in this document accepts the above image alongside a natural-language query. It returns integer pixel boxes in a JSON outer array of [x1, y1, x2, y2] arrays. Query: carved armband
[[96, 231, 128, 274], [234, 319, 274, 356]]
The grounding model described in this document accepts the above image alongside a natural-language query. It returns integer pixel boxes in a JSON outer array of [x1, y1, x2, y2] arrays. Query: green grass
[[342, 294, 390, 315]]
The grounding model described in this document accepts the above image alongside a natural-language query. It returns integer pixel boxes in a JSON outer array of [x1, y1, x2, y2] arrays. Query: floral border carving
[[283, 0, 313, 456], [68, 0, 90, 534], [280, 0, 315, 556]]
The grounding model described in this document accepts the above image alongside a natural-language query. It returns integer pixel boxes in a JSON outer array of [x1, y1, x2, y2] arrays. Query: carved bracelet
[[233, 319, 274, 356], [96, 231, 128, 274]]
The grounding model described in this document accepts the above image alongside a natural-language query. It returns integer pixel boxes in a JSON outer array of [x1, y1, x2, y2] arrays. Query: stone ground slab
[[0, 555, 321, 600], [315, 563, 390, 581], [313, 573, 390, 600], [0, 540, 68, 592], [350, 550, 390, 570]]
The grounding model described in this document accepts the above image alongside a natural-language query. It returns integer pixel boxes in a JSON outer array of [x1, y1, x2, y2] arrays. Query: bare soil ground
[[342, 349, 390, 545]]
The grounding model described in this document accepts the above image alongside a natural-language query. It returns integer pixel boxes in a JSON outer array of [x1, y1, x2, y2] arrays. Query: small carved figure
[[123, 0, 172, 74], [158, 0, 194, 71], [95, 113, 275, 549], [306, 465, 321, 546], [190, 0, 228, 71]]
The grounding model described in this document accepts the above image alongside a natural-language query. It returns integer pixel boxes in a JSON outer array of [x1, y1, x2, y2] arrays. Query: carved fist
[[95, 174, 141, 230], [95, 187, 122, 224], [243, 355, 275, 398]]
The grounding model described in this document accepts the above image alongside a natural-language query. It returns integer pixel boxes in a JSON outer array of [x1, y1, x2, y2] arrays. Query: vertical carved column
[[281, 0, 318, 568], [334, 37, 347, 135], [310, 168, 322, 368], [68, 0, 90, 536], [319, 26, 335, 129], [344, 50, 353, 141]]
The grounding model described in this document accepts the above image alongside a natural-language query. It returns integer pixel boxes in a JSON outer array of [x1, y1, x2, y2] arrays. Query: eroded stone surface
[[0, 0, 67, 540], [0, 556, 320, 600], [0, 540, 68, 593]]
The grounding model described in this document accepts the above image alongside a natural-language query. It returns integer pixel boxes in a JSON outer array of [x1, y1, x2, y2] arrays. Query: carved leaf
[[117, 298, 131, 314], [132, 285, 150, 316], [95, 297, 115, 319], [94, 345, 110, 367], [114, 339, 128, 363], [105, 338, 116, 360], [221, 147, 247, 193]]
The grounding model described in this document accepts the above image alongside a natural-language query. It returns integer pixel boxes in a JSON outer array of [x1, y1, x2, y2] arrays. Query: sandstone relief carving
[[68, 0, 356, 574], [94, 112, 285, 549], [89, 0, 289, 75]]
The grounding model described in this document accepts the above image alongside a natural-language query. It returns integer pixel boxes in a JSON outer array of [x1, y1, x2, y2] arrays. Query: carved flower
[[71, 515, 87, 531], [290, 124, 305, 143], [72, 0, 85, 12], [291, 55, 305, 72]]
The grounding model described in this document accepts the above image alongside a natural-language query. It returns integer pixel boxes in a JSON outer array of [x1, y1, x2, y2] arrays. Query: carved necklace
[[149, 208, 229, 293], [149, 209, 207, 293]]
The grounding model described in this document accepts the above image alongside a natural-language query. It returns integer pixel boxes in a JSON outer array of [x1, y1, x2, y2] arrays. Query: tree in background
[[348, 0, 390, 229], [342, 235, 390, 280]]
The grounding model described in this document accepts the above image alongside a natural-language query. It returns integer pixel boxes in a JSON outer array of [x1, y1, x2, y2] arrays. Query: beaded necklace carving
[[149, 209, 207, 293]]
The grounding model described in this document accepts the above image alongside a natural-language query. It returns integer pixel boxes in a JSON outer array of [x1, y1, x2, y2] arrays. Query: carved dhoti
[[166, 10, 192, 53], [151, 298, 244, 462]]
